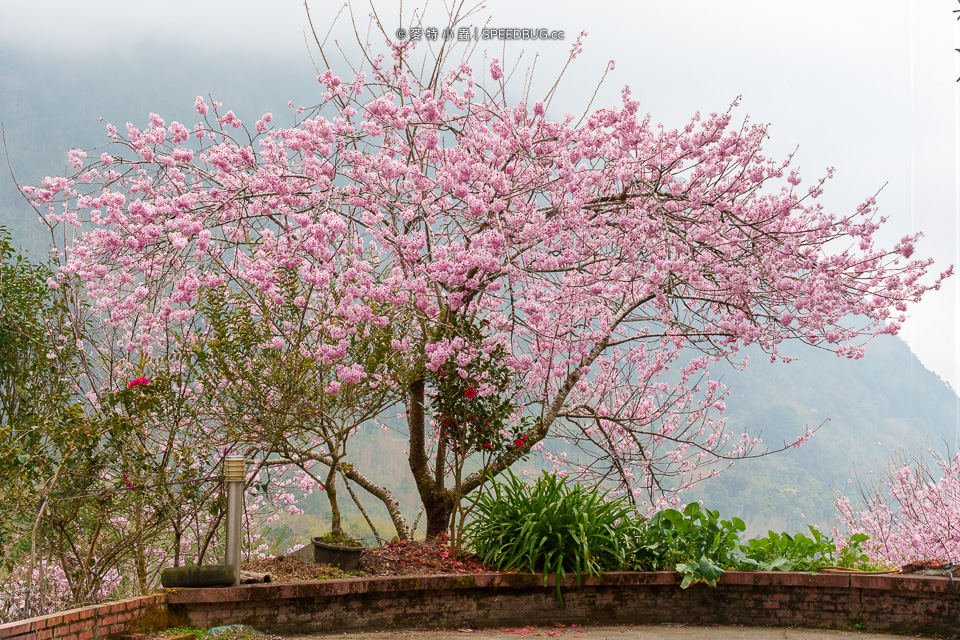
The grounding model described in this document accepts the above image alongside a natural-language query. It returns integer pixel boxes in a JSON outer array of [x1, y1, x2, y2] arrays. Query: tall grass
[[466, 470, 639, 597]]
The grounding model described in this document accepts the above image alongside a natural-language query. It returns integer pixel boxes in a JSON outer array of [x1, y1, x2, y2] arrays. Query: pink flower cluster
[[836, 454, 960, 567], [126, 377, 149, 389]]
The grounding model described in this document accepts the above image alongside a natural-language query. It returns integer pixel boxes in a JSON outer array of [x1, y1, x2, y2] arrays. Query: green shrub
[[469, 480, 879, 596], [466, 470, 640, 597], [631, 502, 745, 587], [734, 526, 872, 571], [314, 531, 363, 548], [629, 504, 877, 586]]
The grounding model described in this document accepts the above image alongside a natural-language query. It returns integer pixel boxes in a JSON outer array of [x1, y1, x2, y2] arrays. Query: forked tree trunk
[[406, 378, 472, 538]]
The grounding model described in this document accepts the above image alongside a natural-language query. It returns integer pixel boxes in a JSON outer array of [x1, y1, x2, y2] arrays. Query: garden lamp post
[[224, 456, 247, 586]]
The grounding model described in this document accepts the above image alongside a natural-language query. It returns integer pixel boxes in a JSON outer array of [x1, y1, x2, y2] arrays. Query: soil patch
[[242, 540, 493, 582]]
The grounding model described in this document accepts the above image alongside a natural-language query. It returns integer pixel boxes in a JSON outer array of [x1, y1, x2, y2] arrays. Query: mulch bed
[[241, 539, 493, 582], [360, 538, 492, 576]]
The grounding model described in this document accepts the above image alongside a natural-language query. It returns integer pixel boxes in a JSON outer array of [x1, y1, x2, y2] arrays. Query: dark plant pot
[[311, 537, 364, 570]]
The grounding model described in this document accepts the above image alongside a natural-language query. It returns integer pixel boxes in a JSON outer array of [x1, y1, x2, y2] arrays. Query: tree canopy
[[20, 7, 951, 540]]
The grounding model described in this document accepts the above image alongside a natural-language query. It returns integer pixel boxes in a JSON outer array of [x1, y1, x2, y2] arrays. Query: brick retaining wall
[[0, 595, 165, 640], [166, 571, 960, 637], [4, 572, 959, 639]]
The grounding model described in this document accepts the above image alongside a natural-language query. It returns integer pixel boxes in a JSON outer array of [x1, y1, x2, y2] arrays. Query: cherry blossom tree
[[22, 3, 950, 540], [836, 450, 960, 567]]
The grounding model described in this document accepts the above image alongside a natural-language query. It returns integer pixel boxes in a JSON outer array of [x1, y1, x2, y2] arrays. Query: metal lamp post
[[224, 455, 247, 586]]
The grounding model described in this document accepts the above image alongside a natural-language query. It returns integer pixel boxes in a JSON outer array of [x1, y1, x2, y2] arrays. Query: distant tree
[[20, 2, 951, 541], [193, 283, 405, 541]]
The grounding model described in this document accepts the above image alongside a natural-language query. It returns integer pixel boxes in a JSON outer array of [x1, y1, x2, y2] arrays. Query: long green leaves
[[466, 470, 639, 600]]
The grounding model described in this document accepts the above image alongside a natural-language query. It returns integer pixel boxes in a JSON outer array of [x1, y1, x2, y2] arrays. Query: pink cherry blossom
[[836, 452, 960, 567], [20, 5, 952, 549]]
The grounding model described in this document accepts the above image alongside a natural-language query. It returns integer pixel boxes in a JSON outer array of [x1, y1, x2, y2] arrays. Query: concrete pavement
[[287, 624, 947, 640]]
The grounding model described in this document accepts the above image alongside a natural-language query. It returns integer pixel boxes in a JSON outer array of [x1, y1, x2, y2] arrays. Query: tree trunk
[[26, 497, 44, 617], [173, 526, 182, 567], [134, 502, 147, 595], [406, 378, 455, 538], [425, 496, 455, 539], [339, 468, 382, 544], [325, 461, 343, 537], [262, 451, 411, 540]]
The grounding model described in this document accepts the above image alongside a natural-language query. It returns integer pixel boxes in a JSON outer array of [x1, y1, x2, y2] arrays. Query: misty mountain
[[684, 337, 959, 536], [0, 45, 319, 258]]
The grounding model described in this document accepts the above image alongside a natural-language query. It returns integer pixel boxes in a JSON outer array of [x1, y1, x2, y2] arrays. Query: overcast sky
[[1, 0, 958, 395]]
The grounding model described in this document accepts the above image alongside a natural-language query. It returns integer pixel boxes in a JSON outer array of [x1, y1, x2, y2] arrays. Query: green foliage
[[0, 226, 84, 552], [165, 627, 209, 640], [735, 527, 872, 571], [676, 556, 726, 588], [314, 564, 366, 580], [0, 226, 75, 433], [191, 275, 404, 538], [629, 502, 876, 584], [0, 228, 229, 609], [191, 273, 402, 448], [630, 503, 744, 588], [428, 311, 527, 455], [464, 471, 881, 596], [466, 470, 639, 599], [314, 531, 363, 548]]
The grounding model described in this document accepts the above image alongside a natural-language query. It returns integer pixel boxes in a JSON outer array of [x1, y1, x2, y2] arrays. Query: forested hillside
[[687, 338, 958, 536]]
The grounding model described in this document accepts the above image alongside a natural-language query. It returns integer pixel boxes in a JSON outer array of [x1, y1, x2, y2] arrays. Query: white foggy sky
[[1, 0, 958, 393]]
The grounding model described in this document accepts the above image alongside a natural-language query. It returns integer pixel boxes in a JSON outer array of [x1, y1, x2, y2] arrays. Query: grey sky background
[[1, 0, 957, 394]]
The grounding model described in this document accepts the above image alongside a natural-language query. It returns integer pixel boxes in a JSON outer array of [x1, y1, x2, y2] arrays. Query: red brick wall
[[166, 571, 960, 637], [0, 594, 165, 640], [5, 572, 959, 639]]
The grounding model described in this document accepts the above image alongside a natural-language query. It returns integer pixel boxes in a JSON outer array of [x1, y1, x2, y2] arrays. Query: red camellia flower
[[126, 377, 149, 389], [464, 387, 478, 399], [514, 438, 524, 448], [481, 442, 492, 449]]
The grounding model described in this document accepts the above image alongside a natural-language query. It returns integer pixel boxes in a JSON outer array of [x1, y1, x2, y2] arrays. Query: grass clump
[[315, 564, 366, 580], [467, 470, 639, 598], [162, 627, 208, 640]]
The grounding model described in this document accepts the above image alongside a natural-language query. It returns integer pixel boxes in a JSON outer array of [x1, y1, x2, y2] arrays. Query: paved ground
[[286, 624, 949, 640]]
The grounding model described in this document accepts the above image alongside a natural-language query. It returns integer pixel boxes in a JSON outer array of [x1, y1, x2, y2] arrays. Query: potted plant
[[308, 438, 366, 571], [312, 531, 364, 570]]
